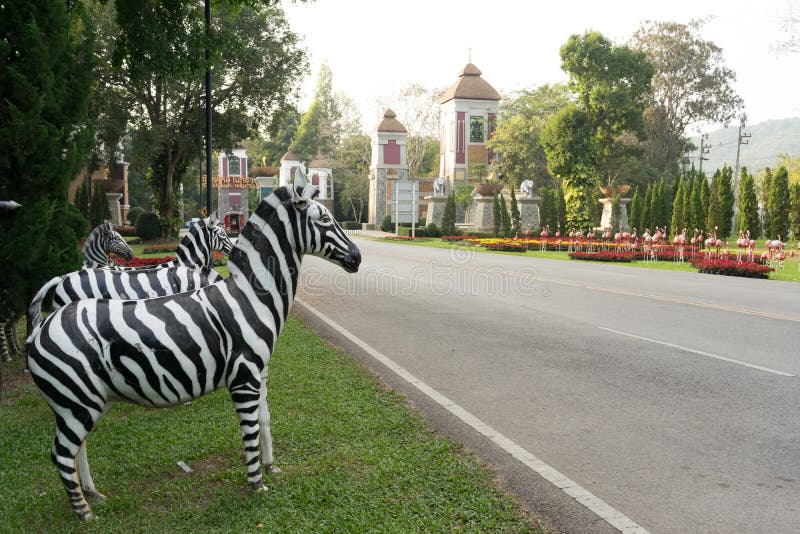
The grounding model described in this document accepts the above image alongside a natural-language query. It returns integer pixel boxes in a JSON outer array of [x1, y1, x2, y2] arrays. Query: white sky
[[283, 0, 800, 134]]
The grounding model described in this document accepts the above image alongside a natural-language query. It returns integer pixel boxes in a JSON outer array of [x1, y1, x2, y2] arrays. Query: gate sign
[[392, 180, 418, 223]]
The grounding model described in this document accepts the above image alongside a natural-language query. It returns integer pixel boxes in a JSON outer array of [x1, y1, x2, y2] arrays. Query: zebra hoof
[[249, 481, 268, 492], [77, 510, 95, 521], [265, 463, 281, 474], [85, 490, 106, 501]]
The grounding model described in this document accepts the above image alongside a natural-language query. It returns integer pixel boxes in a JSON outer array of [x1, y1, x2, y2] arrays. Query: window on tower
[[470, 116, 485, 143]]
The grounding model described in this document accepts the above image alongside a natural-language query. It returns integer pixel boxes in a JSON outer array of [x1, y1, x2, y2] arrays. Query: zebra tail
[[26, 275, 64, 343]]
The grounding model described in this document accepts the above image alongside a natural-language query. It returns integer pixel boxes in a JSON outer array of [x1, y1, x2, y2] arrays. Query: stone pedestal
[[106, 192, 123, 226], [599, 197, 631, 231], [425, 195, 446, 227], [470, 194, 496, 233], [517, 195, 541, 231]]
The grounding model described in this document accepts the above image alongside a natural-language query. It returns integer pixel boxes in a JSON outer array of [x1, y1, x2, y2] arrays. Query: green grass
[[378, 238, 800, 281], [0, 317, 541, 533]]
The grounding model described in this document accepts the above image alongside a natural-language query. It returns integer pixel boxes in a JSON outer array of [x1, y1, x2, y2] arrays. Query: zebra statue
[[114, 216, 232, 271], [82, 221, 134, 268], [26, 172, 361, 520], [27, 266, 223, 332]]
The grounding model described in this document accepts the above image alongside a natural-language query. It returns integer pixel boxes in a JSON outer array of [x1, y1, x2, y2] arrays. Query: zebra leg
[[76, 441, 105, 500], [258, 377, 280, 474], [230, 377, 266, 491], [51, 421, 94, 520], [0, 322, 9, 361], [7, 318, 21, 358]]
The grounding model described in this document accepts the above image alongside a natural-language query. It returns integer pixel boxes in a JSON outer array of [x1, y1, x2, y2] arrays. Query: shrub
[[341, 221, 362, 230], [135, 212, 162, 241], [569, 251, 636, 262], [117, 225, 137, 237], [398, 226, 428, 237], [115, 255, 174, 268], [690, 258, 773, 278], [127, 206, 145, 225], [483, 241, 528, 252], [426, 223, 441, 238], [380, 214, 393, 232]]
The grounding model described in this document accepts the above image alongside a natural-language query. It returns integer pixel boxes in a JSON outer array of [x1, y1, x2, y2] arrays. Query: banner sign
[[211, 176, 257, 189]]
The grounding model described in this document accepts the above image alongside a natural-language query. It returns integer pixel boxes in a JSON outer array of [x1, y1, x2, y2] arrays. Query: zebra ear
[[292, 166, 309, 203], [102, 220, 114, 234]]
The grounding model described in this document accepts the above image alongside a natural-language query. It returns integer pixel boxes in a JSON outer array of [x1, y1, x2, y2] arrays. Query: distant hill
[[690, 117, 800, 174]]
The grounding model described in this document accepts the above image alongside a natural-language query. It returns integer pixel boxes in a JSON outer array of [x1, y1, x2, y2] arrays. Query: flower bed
[[569, 251, 636, 262], [142, 244, 176, 254], [483, 242, 528, 252], [115, 255, 175, 268], [690, 258, 773, 279], [441, 235, 478, 242]]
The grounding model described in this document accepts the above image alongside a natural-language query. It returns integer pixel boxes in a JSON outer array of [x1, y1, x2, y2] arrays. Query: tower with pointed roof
[[279, 147, 304, 187], [368, 109, 408, 225], [308, 152, 334, 209], [439, 61, 501, 187]]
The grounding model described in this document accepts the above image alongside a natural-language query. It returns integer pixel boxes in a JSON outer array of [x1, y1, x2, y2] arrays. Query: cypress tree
[[499, 193, 512, 238], [0, 0, 95, 334], [718, 165, 734, 239], [628, 187, 640, 232], [556, 187, 567, 231], [75, 178, 90, 219], [736, 167, 761, 237], [699, 174, 711, 231], [658, 178, 668, 230], [790, 182, 800, 240], [90, 180, 112, 227], [510, 187, 521, 236], [641, 183, 652, 231], [707, 170, 722, 233], [440, 193, 457, 236], [760, 167, 773, 238], [670, 176, 685, 237], [682, 173, 694, 231], [492, 194, 501, 237], [767, 166, 791, 238], [539, 188, 554, 231], [690, 173, 703, 232]]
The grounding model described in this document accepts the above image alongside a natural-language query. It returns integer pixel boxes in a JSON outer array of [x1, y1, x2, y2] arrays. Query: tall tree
[[492, 194, 502, 237], [499, 193, 511, 238], [488, 84, 572, 189], [440, 193, 457, 236], [759, 167, 773, 238], [707, 170, 722, 234], [736, 167, 761, 237], [541, 106, 598, 230], [790, 182, 800, 239], [0, 0, 94, 331], [767, 166, 791, 238], [96, 1, 306, 236], [640, 183, 652, 231], [332, 135, 371, 222], [671, 176, 685, 237], [510, 188, 522, 236], [718, 165, 735, 239], [699, 174, 711, 231], [628, 187, 641, 232], [631, 19, 743, 176]]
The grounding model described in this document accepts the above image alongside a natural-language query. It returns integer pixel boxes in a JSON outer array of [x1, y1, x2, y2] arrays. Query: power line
[[698, 134, 710, 174]]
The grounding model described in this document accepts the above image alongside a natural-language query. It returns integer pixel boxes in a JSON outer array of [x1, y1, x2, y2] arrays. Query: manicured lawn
[[377, 237, 800, 281], [0, 317, 541, 532]]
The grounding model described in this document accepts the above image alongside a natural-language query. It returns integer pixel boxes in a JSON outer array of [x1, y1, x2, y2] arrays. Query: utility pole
[[205, 0, 213, 217], [698, 134, 710, 174], [731, 114, 751, 230]]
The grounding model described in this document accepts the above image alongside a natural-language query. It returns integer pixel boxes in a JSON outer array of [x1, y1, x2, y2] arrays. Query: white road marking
[[296, 298, 650, 534], [598, 327, 795, 377]]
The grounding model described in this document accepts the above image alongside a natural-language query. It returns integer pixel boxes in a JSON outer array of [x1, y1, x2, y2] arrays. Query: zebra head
[[205, 214, 233, 254], [289, 168, 361, 273], [82, 221, 134, 266]]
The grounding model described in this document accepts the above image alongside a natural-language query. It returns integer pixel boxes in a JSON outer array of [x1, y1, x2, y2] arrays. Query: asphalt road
[[294, 237, 800, 534]]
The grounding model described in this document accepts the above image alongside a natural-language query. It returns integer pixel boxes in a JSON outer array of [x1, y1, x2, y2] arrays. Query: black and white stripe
[[82, 221, 134, 268], [26, 172, 360, 520], [114, 216, 232, 271], [28, 266, 223, 331]]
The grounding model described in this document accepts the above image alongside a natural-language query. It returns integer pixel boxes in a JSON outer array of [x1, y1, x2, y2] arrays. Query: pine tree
[[75, 178, 90, 219], [760, 167, 773, 238], [767, 166, 791, 238], [0, 0, 94, 333], [556, 187, 567, 231], [510, 187, 522, 236], [670, 176, 685, 237], [736, 167, 761, 237], [492, 194, 501, 237], [789, 182, 800, 240]]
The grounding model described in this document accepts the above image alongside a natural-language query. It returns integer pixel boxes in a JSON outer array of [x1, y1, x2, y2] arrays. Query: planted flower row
[[689, 258, 773, 279], [569, 251, 636, 262]]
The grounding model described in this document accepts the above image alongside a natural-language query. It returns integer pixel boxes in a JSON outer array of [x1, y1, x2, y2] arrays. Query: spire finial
[[468, 48, 472, 63]]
